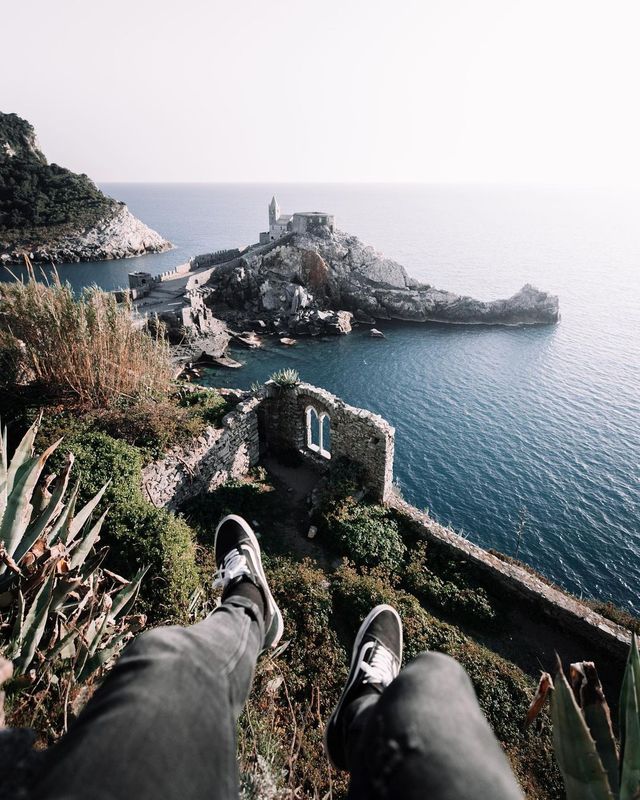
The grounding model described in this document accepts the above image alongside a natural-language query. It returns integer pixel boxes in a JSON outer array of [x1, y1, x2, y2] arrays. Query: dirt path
[[259, 457, 334, 568]]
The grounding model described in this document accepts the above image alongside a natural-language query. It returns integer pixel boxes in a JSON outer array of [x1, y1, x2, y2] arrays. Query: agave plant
[[0, 417, 147, 685], [528, 637, 640, 799], [269, 368, 300, 389]]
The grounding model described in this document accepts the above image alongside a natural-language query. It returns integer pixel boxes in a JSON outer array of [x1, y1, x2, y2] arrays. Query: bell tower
[[269, 195, 279, 227]]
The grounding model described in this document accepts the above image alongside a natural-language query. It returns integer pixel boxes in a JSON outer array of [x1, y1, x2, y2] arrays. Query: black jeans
[[32, 597, 522, 800]]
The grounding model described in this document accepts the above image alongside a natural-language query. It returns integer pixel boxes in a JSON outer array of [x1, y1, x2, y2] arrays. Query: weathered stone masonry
[[258, 382, 395, 503], [142, 395, 261, 511], [142, 383, 395, 509]]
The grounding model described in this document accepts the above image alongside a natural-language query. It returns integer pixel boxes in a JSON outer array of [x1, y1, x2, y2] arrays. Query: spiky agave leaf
[[4, 415, 40, 496], [0, 437, 62, 571], [0, 419, 147, 690], [77, 614, 146, 683], [69, 509, 108, 570], [571, 661, 620, 797], [12, 454, 75, 564], [76, 628, 131, 683], [14, 574, 55, 674], [551, 656, 614, 800], [46, 480, 80, 546], [65, 481, 109, 547], [109, 566, 149, 620], [620, 636, 640, 800]]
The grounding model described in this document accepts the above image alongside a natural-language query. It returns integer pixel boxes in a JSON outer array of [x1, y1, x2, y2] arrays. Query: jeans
[[344, 652, 523, 799], [32, 597, 522, 800]]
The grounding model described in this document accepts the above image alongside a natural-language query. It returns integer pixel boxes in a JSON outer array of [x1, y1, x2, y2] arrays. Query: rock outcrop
[[202, 227, 560, 330], [1, 203, 172, 264], [0, 111, 171, 264]]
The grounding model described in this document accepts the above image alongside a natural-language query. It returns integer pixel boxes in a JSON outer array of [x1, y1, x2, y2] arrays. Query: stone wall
[[189, 247, 248, 270], [258, 382, 395, 503], [392, 497, 631, 664], [141, 395, 261, 511]]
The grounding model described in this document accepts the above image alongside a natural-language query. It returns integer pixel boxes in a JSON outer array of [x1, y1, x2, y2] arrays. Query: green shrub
[[177, 387, 228, 428], [267, 558, 345, 695], [109, 500, 199, 617], [584, 599, 640, 636], [332, 562, 465, 659], [324, 456, 366, 500], [32, 391, 227, 463], [91, 399, 204, 460], [403, 542, 496, 624], [185, 477, 277, 547], [324, 498, 406, 570], [41, 428, 198, 620], [238, 558, 349, 799]]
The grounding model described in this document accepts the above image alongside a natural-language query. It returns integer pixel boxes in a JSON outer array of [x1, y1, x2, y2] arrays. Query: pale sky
[[3, 0, 640, 184]]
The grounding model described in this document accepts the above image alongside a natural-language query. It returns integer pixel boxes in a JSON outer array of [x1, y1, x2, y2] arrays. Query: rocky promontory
[[201, 227, 560, 334], [0, 112, 171, 264]]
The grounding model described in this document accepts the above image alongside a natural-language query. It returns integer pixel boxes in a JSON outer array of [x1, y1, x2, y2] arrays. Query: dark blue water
[[7, 184, 639, 611]]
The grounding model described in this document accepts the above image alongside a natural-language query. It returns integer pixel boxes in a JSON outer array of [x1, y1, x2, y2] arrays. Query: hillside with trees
[[0, 112, 170, 263]]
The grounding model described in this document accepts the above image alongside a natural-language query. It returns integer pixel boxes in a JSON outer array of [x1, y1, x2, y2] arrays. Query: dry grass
[[0, 263, 172, 408]]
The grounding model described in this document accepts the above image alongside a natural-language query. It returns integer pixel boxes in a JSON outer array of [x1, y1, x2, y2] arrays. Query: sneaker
[[324, 604, 403, 770], [213, 514, 284, 651]]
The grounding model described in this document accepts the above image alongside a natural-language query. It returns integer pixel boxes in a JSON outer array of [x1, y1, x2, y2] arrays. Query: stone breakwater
[[201, 227, 560, 333], [1, 203, 172, 265]]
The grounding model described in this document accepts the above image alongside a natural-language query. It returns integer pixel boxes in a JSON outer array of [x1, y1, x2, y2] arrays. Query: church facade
[[259, 196, 335, 244]]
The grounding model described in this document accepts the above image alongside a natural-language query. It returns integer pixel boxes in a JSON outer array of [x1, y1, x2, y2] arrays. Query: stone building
[[259, 196, 335, 244]]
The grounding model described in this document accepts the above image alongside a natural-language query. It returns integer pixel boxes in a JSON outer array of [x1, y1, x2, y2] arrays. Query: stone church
[[259, 196, 335, 244]]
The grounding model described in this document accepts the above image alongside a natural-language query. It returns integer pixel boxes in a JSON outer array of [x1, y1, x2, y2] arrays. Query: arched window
[[305, 406, 331, 459]]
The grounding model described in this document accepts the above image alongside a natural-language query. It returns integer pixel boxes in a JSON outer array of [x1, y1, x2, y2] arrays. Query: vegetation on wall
[[269, 368, 301, 388]]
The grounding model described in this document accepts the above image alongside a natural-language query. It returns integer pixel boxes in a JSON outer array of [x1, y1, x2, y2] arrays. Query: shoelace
[[213, 548, 250, 589], [361, 643, 396, 687]]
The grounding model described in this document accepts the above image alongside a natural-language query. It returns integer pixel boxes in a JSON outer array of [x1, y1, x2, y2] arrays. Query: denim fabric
[[344, 652, 523, 800], [31, 596, 264, 800]]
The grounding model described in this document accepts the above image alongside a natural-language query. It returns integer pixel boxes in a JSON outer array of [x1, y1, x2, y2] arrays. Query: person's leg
[[32, 514, 283, 800], [324, 606, 523, 800], [345, 652, 523, 800]]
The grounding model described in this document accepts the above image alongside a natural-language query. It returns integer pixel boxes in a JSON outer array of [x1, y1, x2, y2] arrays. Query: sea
[[8, 183, 639, 612]]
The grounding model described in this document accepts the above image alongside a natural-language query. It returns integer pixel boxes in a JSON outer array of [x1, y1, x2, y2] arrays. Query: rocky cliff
[[0, 112, 171, 264], [203, 227, 560, 333]]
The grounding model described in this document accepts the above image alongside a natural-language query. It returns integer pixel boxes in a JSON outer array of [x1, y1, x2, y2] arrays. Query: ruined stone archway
[[305, 405, 331, 459]]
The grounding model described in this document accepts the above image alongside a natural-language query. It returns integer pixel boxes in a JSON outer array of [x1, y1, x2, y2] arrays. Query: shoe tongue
[[363, 633, 383, 656]]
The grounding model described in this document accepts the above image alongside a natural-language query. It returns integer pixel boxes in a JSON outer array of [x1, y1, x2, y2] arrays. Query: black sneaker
[[213, 514, 284, 651], [324, 604, 403, 770]]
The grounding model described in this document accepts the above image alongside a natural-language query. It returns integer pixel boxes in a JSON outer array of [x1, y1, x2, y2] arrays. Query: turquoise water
[[8, 184, 639, 611]]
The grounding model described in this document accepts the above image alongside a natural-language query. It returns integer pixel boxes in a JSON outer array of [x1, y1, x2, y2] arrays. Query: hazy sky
[[3, 0, 640, 184]]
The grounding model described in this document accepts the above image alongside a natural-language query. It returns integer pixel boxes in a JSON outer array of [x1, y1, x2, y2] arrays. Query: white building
[[259, 196, 335, 244]]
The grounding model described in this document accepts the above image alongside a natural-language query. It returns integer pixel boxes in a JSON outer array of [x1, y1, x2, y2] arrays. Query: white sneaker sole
[[214, 514, 284, 650], [323, 603, 403, 769]]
